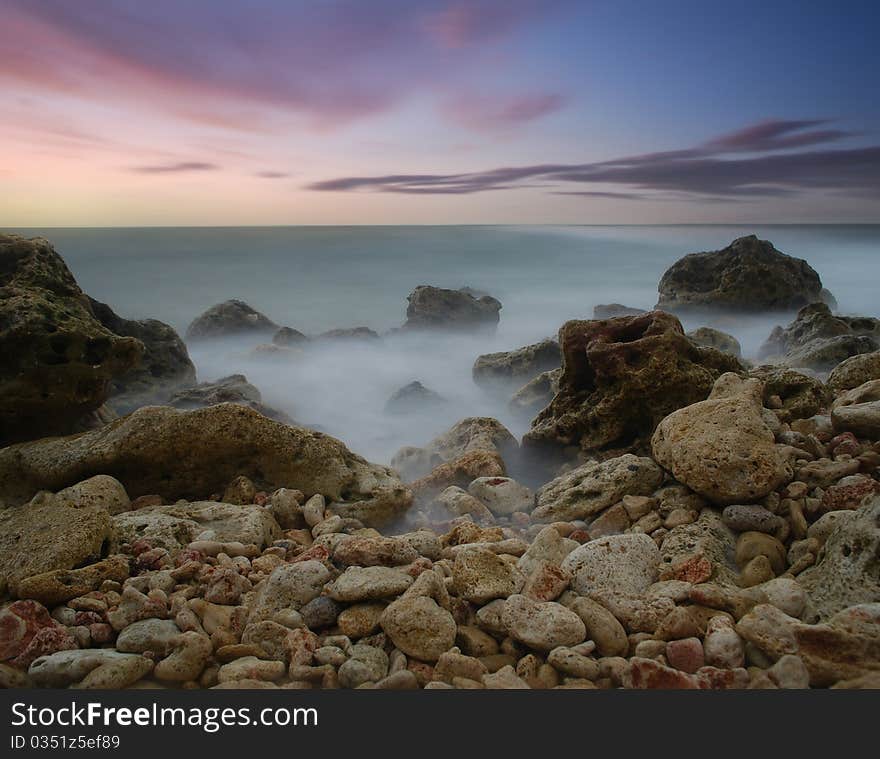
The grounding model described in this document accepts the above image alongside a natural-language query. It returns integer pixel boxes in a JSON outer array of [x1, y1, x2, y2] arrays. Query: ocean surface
[[11, 225, 880, 464]]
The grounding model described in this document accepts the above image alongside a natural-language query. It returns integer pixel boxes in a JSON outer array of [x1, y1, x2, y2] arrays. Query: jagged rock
[[272, 327, 309, 347], [508, 368, 561, 418], [0, 403, 411, 526], [748, 365, 831, 423], [593, 304, 647, 319], [652, 374, 792, 505], [524, 311, 742, 460], [758, 303, 880, 372], [0, 492, 114, 596], [533, 454, 663, 522], [798, 498, 880, 621], [687, 327, 742, 358], [384, 381, 446, 415], [656, 235, 831, 312], [185, 299, 278, 341], [87, 296, 195, 415], [402, 285, 501, 331], [472, 339, 560, 392], [828, 351, 880, 393], [168, 374, 291, 423], [0, 234, 143, 444]]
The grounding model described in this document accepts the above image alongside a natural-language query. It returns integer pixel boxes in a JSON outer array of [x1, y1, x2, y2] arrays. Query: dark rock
[[687, 327, 742, 358], [87, 297, 196, 415], [384, 381, 446, 415], [317, 327, 380, 341], [657, 235, 831, 312], [758, 303, 880, 372], [523, 311, 743, 461], [0, 234, 143, 445], [168, 374, 291, 423], [185, 299, 278, 341], [272, 327, 309, 347], [472, 339, 560, 392], [593, 304, 647, 319], [403, 285, 501, 331]]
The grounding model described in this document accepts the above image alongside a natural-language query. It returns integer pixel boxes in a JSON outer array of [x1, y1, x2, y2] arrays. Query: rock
[[562, 534, 660, 596], [426, 417, 518, 464], [517, 526, 578, 576], [326, 566, 413, 602], [112, 501, 280, 553], [687, 327, 742, 357], [666, 637, 704, 673], [831, 394, 880, 439], [248, 561, 331, 622], [0, 403, 411, 527], [482, 665, 531, 689], [154, 632, 212, 681], [272, 327, 309, 347], [566, 597, 628, 657], [452, 548, 524, 603], [410, 450, 506, 500], [384, 381, 446, 415], [656, 235, 830, 312], [317, 327, 380, 342], [430, 486, 493, 522], [169, 374, 291, 423], [768, 654, 811, 689], [735, 532, 787, 575], [623, 657, 747, 689], [467, 477, 533, 516], [0, 600, 76, 667], [217, 656, 286, 684], [0, 234, 143, 444], [652, 374, 792, 505], [660, 509, 739, 587], [798, 498, 880, 621], [748, 366, 831, 423], [593, 304, 647, 319], [29, 650, 152, 688], [758, 303, 880, 372], [721, 505, 784, 535], [333, 536, 418, 567], [533, 455, 663, 522], [380, 596, 456, 662], [185, 299, 278, 341], [337, 603, 386, 639], [524, 311, 742, 460], [0, 492, 115, 595], [402, 285, 501, 332], [508, 368, 562, 418], [389, 447, 444, 483], [115, 619, 181, 654], [828, 351, 880, 393], [15, 555, 130, 606], [87, 296, 196, 414], [472, 339, 560, 392], [338, 643, 388, 687], [703, 616, 744, 668], [502, 595, 586, 651]]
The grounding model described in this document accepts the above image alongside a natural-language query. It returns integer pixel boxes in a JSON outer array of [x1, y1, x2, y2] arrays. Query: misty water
[[14, 224, 880, 465]]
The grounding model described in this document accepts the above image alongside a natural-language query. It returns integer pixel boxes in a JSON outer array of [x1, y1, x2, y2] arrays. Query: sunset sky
[[2, 0, 879, 226]]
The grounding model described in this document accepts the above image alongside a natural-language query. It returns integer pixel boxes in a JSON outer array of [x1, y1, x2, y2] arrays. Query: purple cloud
[[307, 119, 879, 200], [443, 92, 566, 130], [255, 171, 289, 179], [130, 161, 219, 174]]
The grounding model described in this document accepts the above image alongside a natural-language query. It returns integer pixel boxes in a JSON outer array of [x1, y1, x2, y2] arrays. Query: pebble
[[502, 595, 586, 651]]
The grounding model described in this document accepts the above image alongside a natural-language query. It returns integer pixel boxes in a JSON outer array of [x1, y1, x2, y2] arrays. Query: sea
[[11, 225, 880, 464]]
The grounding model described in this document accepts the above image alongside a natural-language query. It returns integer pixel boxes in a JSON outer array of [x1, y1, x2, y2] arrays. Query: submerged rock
[[593, 304, 647, 319], [402, 285, 501, 331], [0, 234, 143, 445], [687, 327, 742, 358], [168, 374, 291, 423], [472, 339, 560, 392], [657, 235, 831, 312], [317, 327, 380, 342], [508, 368, 562, 419], [384, 381, 446, 415], [272, 326, 309, 347], [185, 299, 278, 341]]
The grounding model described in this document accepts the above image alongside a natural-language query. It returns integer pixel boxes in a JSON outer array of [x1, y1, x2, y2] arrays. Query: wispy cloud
[[255, 171, 289, 179], [130, 161, 219, 174], [307, 119, 878, 200], [443, 92, 566, 130]]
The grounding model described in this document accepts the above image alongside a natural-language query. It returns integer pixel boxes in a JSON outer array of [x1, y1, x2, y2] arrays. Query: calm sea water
[[11, 225, 880, 463]]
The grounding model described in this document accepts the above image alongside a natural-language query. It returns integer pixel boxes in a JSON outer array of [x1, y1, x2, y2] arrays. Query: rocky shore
[[1, 232, 879, 690]]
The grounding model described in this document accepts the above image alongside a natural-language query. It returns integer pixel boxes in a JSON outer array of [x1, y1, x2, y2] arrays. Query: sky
[[2, 0, 879, 226]]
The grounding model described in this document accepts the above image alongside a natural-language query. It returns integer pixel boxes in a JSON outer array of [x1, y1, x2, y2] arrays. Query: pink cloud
[[443, 92, 567, 130]]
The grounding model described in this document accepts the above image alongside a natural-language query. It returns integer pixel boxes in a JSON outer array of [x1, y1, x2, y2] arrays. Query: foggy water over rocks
[[16, 224, 880, 464]]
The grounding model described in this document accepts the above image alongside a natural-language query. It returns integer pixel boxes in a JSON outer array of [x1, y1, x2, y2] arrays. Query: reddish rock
[[411, 450, 506, 500], [829, 432, 861, 457], [821, 479, 879, 512], [672, 554, 713, 584], [11, 626, 77, 669], [291, 544, 331, 564], [0, 600, 67, 662], [623, 657, 704, 689], [696, 666, 750, 689], [665, 637, 705, 673]]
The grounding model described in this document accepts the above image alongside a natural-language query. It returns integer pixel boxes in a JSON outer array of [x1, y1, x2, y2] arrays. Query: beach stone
[[249, 561, 331, 621], [0, 403, 412, 527], [665, 637, 704, 673], [115, 619, 181, 654], [381, 596, 456, 662], [425, 417, 519, 464], [828, 351, 880, 393], [703, 616, 744, 668], [657, 235, 830, 312], [402, 285, 501, 332], [798, 498, 880, 620], [186, 299, 278, 341], [0, 600, 76, 666], [154, 631, 212, 681], [55, 475, 131, 516], [453, 547, 524, 604], [660, 509, 738, 586], [652, 374, 792, 505], [502, 595, 586, 651], [508, 368, 561, 418], [522, 561, 570, 601], [533, 455, 663, 522], [0, 234, 143, 445], [562, 534, 660, 596], [472, 339, 560, 392], [482, 665, 531, 689], [327, 566, 413, 602], [337, 603, 386, 639], [687, 327, 741, 357], [749, 365, 830, 423], [467, 476, 533, 516], [566, 597, 628, 657], [517, 526, 579, 576], [525, 311, 742, 459], [0, 492, 115, 595], [735, 532, 787, 575], [338, 643, 389, 688], [29, 649, 152, 688], [217, 656, 286, 684], [15, 555, 130, 607], [168, 374, 290, 423], [297, 597, 340, 630], [831, 399, 880, 438], [332, 536, 417, 567], [410, 450, 506, 500], [721, 504, 784, 534]]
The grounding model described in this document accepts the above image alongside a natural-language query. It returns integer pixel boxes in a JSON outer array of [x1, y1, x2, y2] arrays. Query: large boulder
[[827, 351, 880, 394], [686, 327, 741, 358], [87, 296, 196, 415], [0, 234, 143, 445], [523, 311, 742, 460], [185, 299, 278, 341], [656, 235, 831, 312], [651, 374, 792, 505], [748, 365, 831, 423], [472, 339, 560, 392], [0, 491, 115, 596], [402, 286, 501, 331], [758, 303, 880, 372], [830, 381, 880, 439], [168, 374, 291, 423], [798, 498, 880, 621], [0, 403, 411, 526]]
